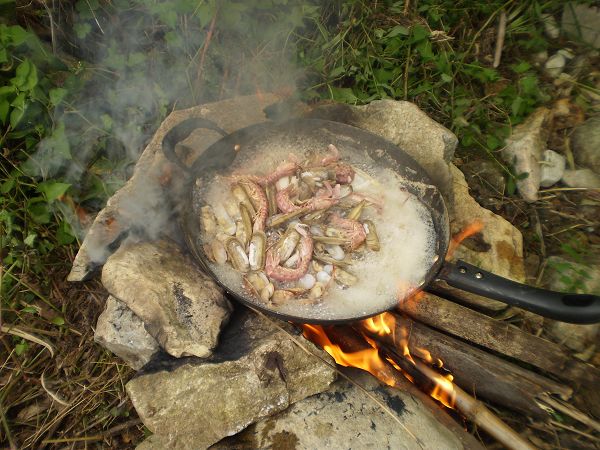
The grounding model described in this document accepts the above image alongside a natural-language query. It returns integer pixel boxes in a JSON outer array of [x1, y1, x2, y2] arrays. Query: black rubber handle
[[438, 260, 600, 324], [162, 117, 228, 173]]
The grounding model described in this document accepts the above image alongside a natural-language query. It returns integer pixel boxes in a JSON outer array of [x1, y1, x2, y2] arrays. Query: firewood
[[379, 342, 536, 450], [398, 292, 600, 417], [361, 314, 572, 418]]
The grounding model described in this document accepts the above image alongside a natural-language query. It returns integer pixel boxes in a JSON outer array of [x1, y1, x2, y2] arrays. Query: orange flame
[[303, 312, 457, 409], [302, 324, 397, 387], [446, 220, 484, 261]]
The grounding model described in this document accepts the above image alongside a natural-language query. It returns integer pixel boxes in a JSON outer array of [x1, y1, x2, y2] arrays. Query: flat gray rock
[[94, 296, 159, 369], [305, 100, 457, 203], [562, 168, 600, 189], [571, 116, 600, 174], [102, 239, 232, 358], [562, 2, 600, 48], [129, 311, 337, 449], [501, 108, 553, 202], [211, 368, 470, 450]]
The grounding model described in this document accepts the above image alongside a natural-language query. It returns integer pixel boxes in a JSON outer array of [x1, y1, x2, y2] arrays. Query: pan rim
[[183, 117, 450, 324]]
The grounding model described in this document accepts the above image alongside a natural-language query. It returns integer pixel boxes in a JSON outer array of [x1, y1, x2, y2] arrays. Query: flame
[[446, 220, 484, 260], [302, 324, 397, 387], [303, 312, 457, 409]]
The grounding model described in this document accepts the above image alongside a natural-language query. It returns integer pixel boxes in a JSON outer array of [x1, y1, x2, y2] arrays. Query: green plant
[[297, 0, 555, 185]]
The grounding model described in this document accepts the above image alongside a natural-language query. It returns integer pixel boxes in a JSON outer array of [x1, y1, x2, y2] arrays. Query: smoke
[[24, 0, 320, 250]]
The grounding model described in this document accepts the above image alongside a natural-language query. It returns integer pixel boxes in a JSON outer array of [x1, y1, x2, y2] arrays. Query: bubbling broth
[[198, 138, 438, 321]]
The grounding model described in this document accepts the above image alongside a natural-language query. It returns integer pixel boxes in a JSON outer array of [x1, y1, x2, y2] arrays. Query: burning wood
[[302, 316, 537, 450]]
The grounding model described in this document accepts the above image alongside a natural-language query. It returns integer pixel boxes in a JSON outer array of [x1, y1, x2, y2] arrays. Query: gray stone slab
[[211, 368, 469, 450], [94, 296, 159, 369], [128, 311, 337, 449], [102, 238, 232, 358]]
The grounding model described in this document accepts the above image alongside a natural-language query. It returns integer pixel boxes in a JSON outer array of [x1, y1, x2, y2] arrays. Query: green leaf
[[387, 25, 409, 38], [330, 86, 358, 104], [410, 25, 429, 42], [56, 220, 75, 245], [37, 180, 71, 202], [328, 66, 346, 79], [51, 316, 65, 326], [21, 306, 39, 314], [27, 200, 51, 224], [0, 99, 8, 124], [0, 47, 7, 63], [49, 88, 67, 106], [8, 26, 30, 46], [0, 0, 16, 5], [74, 23, 92, 39], [511, 61, 531, 73], [15, 341, 28, 356], [24, 233, 36, 247], [9, 105, 25, 128], [0, 175, 14, 193], [506, 176, 516, 196], [441, 73, 452, 83]]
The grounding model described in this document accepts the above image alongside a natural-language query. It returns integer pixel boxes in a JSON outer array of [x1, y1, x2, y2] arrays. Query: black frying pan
[[164, 117, 600, 325]]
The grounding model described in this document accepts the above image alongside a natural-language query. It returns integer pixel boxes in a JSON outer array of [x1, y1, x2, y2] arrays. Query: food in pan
[[199, 143, 438, 318]]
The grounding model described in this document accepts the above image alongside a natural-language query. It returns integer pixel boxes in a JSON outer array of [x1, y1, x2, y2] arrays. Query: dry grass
[[0, 259, 143, 449]]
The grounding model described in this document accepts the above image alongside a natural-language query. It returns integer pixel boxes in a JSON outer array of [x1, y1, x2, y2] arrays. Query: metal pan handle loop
[[162, 117, 228, 172], [438, 260, 600, 324]]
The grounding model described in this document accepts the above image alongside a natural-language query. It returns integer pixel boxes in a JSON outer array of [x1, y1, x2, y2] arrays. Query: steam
[[24, 1, 317, 256]]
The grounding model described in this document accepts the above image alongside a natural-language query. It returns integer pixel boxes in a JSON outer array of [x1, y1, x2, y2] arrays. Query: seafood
[[248, 231, 266, 271], [225, 237, 250, 272], [201, 206, 217, 236], [363, 220, 380, 251], [329, 214, 367, 250], [266, 224, 313, 282], [203, 143, 386, 305]]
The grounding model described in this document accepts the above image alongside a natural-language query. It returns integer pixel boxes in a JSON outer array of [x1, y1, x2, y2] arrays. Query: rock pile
[[71, 95, 529, 448]]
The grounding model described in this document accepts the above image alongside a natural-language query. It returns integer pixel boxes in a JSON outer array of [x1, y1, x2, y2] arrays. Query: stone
[[540, 149, 566, 187], [562, 168, 600, 188], [211, 368, 476, 450], [562, 2, 600, 48], [128, 311, 337, 449], [571, 116, 600, 173], [542, 257, 600, 352], [102, 239, 232, 358], [542, 13, 560, 39], [544, 52, 567, 78], [502, 107, 553, 202], [68, 94, 279, 281], [305, 100, 457, 202], [94, 296, 159, 369], [431, 165, 525, 312]]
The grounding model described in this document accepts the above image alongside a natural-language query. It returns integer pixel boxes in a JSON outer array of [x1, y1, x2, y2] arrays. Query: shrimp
[[265, 224, 313, 282]]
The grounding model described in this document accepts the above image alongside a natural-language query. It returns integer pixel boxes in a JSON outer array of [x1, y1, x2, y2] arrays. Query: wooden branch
[[364, 314, 571, 418], [379, 343, 536, 450], [493, 11, 507, 68], [399, 293, 600, 418], [325, 326, 486, 450]]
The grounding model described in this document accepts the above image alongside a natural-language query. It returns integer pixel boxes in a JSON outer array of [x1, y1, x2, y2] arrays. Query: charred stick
[[399, 293, 600, 418], [357, 315, 572, 418], [377, 341, 536, 450]]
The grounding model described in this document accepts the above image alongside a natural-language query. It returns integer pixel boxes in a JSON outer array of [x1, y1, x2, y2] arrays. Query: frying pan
[[163, 117, 600, 325]]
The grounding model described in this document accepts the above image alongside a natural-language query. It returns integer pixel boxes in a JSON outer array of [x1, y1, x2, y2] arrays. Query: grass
[[1, 0, 599, 448]]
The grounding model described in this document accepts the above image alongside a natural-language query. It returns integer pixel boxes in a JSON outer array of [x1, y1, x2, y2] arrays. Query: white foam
[[201, 139, 438, 321]]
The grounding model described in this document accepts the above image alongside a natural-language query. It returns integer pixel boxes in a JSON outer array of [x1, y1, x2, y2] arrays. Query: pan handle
[[162, 117, 228, 172], [438, 260, 600, 324]]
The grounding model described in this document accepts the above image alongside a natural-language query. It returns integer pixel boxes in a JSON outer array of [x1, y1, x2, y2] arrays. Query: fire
[[446, 219, 484, 260], [302, 324, 398, 387], [303, 312, 456, 409]]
